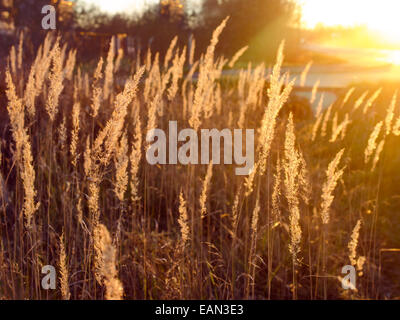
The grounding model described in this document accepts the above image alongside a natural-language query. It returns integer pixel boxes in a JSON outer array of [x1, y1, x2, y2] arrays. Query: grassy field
[[1, 20, 400, 300]]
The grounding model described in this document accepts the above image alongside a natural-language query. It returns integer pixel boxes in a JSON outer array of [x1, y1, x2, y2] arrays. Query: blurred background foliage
[[0, 0, 301, 63]]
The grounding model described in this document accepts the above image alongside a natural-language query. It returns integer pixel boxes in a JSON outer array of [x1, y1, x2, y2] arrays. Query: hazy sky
[[301, 0, 398, 27], [300, 0, 400, 41], [83, 0, 158, 14], [82, 0, 200, 14]]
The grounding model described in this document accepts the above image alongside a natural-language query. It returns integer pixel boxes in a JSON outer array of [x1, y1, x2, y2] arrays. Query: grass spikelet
[[330, 113, 351, 143], [251, 196, 260, 236], [393, 116, 400, 136], [348, 220, 361, 266], [371, 139, 385, 171], [144, 53, 160, 103], [24, 62, 37, 118], [189, 17, 229, 130], [5, 69, 40, 228], [283, 113, 302, 262], [77, 196, 84, 228], [34, 34, 54, 95], [103, 36, 116, 100], [228, 46, 249, 68], [64, 49, 77, 81], [353, 90, 369, 111], [312, 112, 323, 141], [385, 91, 397, 135], [245, 63, 266, 109], [365, 121, 383, 164], [189, 37, 196, 66], [88, 179, 100, 225], [272, 159, 282, 222], [9, 45, 16, 76], [46, 40, 64, 121], [259, 42, 295, 176], [168, 47, 186, 100], [363, 88, 382, 114], [59, 232, 70, 300], [247, 195, 260, 298], [94, 224, 124, 300], [232, 188, 241, 234], [310, 79, 320, 104], [17, 31, 24, 71], [114, 133, 129, 202], [298, 151, 311, 205], [21, 132, 39, 229], [178, 191, 190, 245], [59, 116, 67, 151], [5, 69, 24, 159], [300, 61, 313, 87], [320, 149, 345, 225], [200, 162, 213, 219], [320, 103, 333, 138], [315, 93, 324, 118], [164, 36, 178, 68], [130, 115, 142, 203], [94, 66, 145, 166], [332, 112, 338, 135], [146, 93, 162, 134], [244, 162, 258, 197], [357, 256, 366, 275], [343, 87, 355, 105], [70, 92, 80, 167], [91, 57, 104, 118]]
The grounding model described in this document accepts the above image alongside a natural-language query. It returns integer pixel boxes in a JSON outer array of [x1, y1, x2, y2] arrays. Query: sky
[[300, 0, 400, 27], [83, 0, 158, 14], [300, 0, 400, 42], [82, 0, 201, 14]]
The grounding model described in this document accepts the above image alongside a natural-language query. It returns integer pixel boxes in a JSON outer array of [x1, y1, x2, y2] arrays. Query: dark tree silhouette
[[130, 1, 190, 58], [12, 0, 76, 32]]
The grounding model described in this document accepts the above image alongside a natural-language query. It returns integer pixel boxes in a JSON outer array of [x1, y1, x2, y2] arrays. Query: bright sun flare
[[301, 0, 400, 43]]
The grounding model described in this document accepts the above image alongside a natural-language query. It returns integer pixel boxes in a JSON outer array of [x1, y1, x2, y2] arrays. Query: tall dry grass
[[0, 19, 400, 300]]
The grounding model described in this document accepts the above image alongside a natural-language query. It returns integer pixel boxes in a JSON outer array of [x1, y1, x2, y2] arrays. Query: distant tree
[[74, 1, 110, 31], [131, 1, 190, 57], [12, 0, 49, 31]]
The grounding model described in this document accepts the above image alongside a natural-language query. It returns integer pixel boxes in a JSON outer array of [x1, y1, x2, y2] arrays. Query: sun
[[300, 0, 400, 44]]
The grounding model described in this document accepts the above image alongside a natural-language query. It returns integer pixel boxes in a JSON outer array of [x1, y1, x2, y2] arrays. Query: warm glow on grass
[[301, 0, 400, 44]]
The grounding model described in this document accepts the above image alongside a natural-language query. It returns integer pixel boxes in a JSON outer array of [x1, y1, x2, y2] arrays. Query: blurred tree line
[[1, 0, 77, 57], [75, 0, 300, 62], [3, 0, 300, 63]]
